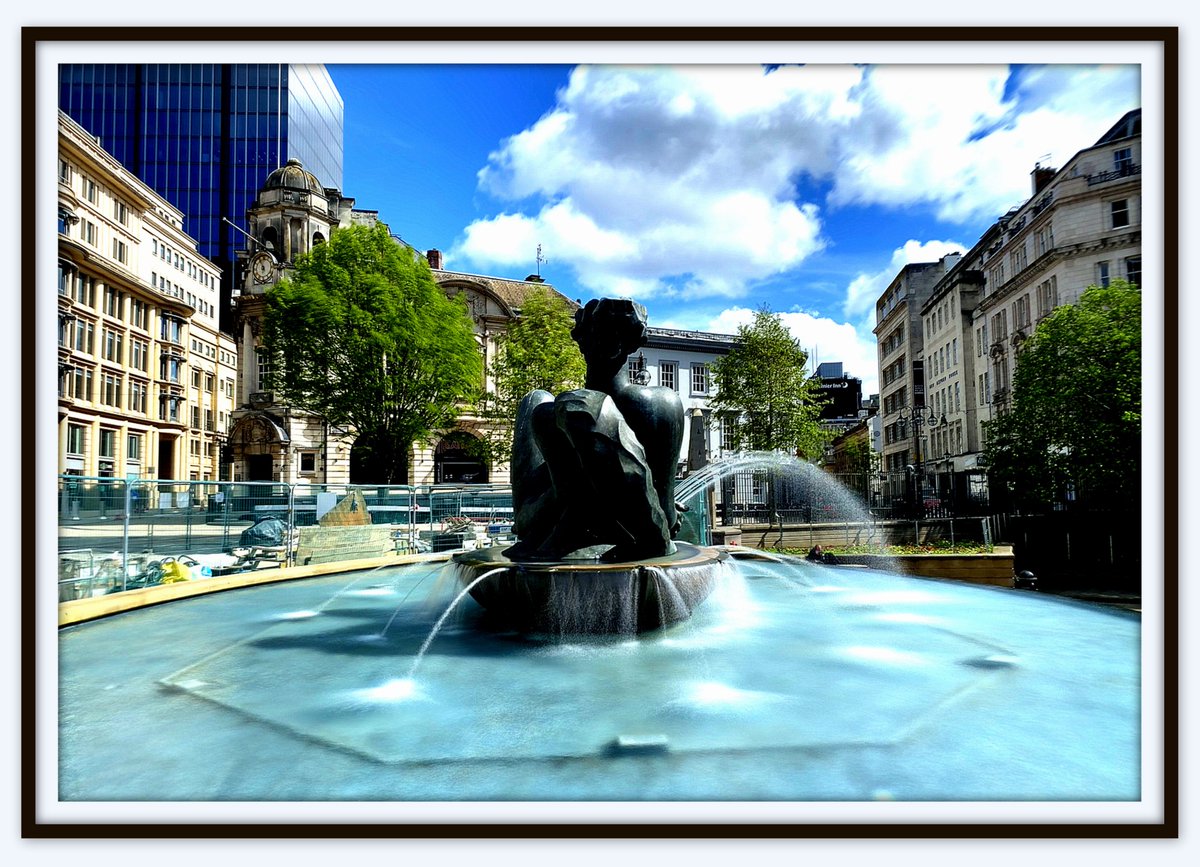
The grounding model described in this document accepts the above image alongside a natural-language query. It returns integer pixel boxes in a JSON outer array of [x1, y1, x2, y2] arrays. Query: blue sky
[[327, 63, 1140, 396]]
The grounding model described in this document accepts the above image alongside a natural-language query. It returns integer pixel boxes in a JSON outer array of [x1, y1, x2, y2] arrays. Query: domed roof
[[260, 158, 325, 195]]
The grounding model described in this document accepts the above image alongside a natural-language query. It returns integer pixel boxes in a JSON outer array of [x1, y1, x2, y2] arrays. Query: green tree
[[478, 285, 586, 466], [262, 223, 482, 483], [984, 280, 1141, 510], [710, 307, 831, 459]]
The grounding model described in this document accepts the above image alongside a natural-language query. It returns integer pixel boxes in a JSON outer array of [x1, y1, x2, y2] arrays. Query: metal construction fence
[[717, 468, 993, 525], [56, 477, 518, 601], [55, 467, 997, 601]]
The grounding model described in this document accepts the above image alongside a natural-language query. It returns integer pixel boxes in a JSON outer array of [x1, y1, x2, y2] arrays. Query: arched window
[[434, 431, 488, 484], [260, 226, 279, 252]]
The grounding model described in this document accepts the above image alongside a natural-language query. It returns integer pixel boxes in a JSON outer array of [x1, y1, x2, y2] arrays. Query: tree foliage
[[478, 285, 586, 466], [984, 280, 1141, 510], [710, 307, 831, 459], [261, 223, 481, 483]]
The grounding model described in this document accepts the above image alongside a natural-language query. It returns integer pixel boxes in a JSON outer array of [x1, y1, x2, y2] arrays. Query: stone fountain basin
[[57, 554, 1140, 801], [451, 542, 728, 633]]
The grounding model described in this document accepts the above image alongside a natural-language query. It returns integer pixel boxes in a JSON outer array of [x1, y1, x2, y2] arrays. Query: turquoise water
[[58, 554, 1140, 801]]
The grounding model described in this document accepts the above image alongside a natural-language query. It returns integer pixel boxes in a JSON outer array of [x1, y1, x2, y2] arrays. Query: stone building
[[970, 109, 1141, 450], [873, 258, 957, 476], [626, 326, 738, 474], [226, 166, 578, 488], [57, 110, 236, 488], [875, 108, 1142, 498], [228, 158, 366, 486], [421, 253, 579, 486], [918, 242, 989, 475]]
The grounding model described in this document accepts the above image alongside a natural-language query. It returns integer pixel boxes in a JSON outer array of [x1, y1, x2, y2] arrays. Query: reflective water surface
[[58, 552, 1140, 802]]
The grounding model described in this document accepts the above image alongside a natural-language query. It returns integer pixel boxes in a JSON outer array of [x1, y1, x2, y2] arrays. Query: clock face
[[251, 252, 275, 282]]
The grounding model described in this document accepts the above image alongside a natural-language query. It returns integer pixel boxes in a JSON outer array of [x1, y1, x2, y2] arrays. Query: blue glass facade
[[59, 63, 343, 332]]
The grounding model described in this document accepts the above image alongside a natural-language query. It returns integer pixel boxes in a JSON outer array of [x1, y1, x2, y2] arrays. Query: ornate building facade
[[57, 110, 235, 485]]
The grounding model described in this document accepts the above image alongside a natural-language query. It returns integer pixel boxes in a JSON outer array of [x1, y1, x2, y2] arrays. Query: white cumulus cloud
[[843, 239, 969, 323], [452, 62, 1138, 309]]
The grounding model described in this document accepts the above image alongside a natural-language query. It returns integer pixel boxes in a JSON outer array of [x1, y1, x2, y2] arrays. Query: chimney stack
[[1031, 164, 1055, 195], [426, 249, 444, 270]]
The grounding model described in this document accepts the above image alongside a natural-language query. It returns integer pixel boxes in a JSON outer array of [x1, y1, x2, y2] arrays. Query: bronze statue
[[509, 298, 684, 562]]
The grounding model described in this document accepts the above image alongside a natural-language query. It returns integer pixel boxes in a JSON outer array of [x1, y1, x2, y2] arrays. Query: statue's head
[[571, 299, 649, 371]]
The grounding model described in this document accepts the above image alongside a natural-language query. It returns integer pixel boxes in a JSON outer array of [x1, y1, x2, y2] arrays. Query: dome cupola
[[261, 158, 325, 196]]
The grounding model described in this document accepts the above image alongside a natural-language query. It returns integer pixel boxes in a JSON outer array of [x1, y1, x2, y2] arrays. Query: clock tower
[[228, 159, 356, 484]]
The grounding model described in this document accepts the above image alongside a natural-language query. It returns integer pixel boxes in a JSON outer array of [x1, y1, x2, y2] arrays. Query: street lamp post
[[898, 405, 947, 519]]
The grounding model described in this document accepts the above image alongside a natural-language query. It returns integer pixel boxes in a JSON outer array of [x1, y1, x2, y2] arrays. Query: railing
[[1086, 163, 1140, 186], [58, 467, 998, 602], [716, 468, 992, 526], [57, 476, 518, 602]]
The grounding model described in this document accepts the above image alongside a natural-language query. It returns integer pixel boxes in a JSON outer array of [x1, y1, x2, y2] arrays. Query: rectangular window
[[72, 366, 93, 401], [101, 372, 122, 408], [1036, 277, 1058, 319], [112, 238, 128, 264], [691, 364, 709, 395], [1125, 256, 1141, 288], [191, 369, 201, 389], [659, 361, 677, 391], [74, 320, 95, 354], [1012, 295, 1031, 331], [191, 406, 201, 429], [84, 178, 97, 203], [130, 339, 148, 372], [83, 220, 97, 246], [1097, 261, 1111, 288], [204, 373, 215, 392], [113, 200, 128, 225], [78, 275, 96, 307], [720, 415, 735, 453], [160, 396, 180, 422], [299, 452, 316, 473], [59, 158, 70, 183], [129, 380, 147, 414], [127, 434, 142, 462], [161, 356, 182, 383], [989, 263, 1005, 291], [1111, 199, 1130, 229], [256, 348, 272, 391], [1009, 244, 1027, 274], [160, 316, 182, 344], [1034, 223, 1053, 257], [1114, 147, 1132, 173], [66, 424, 86, 455], [102, 327, 123, 363], [130, 298, 148, 330], [98, 428, 116, 458]]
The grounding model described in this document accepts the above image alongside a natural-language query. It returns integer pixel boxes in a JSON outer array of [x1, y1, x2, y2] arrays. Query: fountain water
[[55, 303, 1141, 804], [57, 454, 1140, 802]]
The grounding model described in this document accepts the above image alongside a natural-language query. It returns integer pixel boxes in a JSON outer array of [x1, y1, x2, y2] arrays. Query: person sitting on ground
[[806, 544, 824, 562]]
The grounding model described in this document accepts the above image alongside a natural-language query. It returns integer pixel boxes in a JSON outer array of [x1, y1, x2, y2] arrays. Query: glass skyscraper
[[59, 63, 344, 332]]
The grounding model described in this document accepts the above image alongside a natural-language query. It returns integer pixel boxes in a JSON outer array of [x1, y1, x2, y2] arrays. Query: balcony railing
[[1086, 163, 1141, 186]]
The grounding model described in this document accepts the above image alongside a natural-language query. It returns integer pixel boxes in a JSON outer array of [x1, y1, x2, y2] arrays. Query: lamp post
[[897, 406, 947, 518], [940, 450, 952, 515]]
